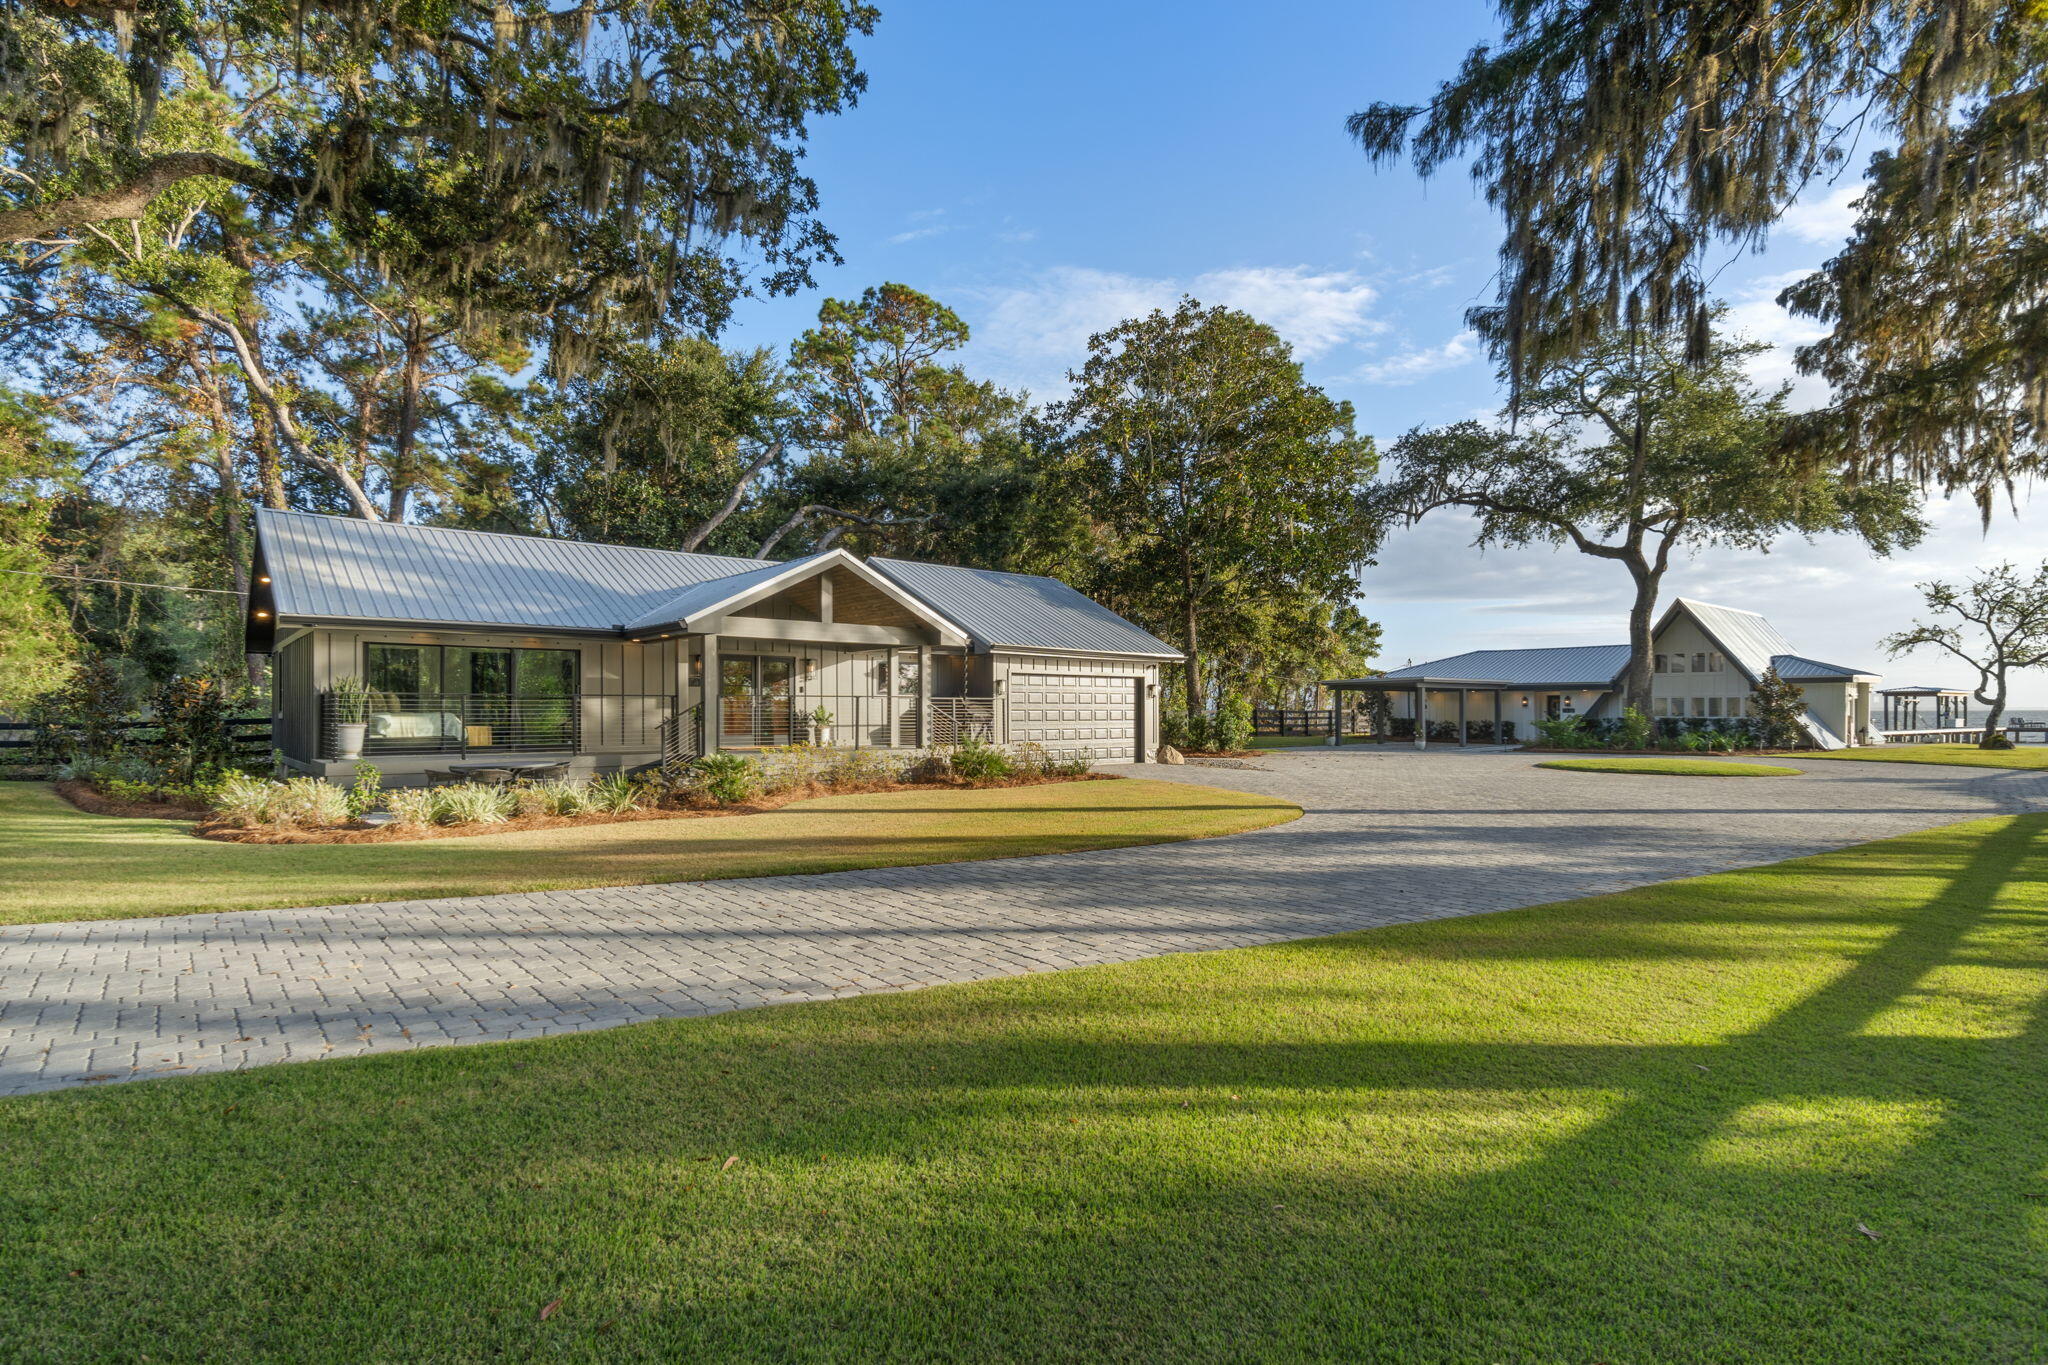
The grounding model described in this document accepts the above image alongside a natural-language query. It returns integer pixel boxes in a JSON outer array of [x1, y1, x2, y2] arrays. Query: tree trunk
[[1181, 593, 1202, 719], [1622, 557, 1661, 718], [388, 320, 427, 521], [1978, 676, 2009, 747]]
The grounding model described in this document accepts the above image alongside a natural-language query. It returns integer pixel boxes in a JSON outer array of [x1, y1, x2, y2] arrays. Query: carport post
[[1415, 684, 1428, 750], [1493, 690, 1503, 743], [1457, 689, 1468, 747]]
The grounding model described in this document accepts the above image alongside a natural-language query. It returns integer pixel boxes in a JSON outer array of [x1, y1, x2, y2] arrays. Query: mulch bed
[[54, 773, 1117, 845]]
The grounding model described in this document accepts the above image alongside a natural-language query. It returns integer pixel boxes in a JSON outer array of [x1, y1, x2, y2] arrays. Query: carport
[[1323, 675, 1514, 749]]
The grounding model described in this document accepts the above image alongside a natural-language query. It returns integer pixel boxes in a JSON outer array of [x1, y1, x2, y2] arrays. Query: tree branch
[[1, 153, 282, 243], [680, 440, 782, 552]]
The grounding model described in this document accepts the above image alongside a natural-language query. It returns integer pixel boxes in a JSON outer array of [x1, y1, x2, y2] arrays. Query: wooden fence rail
[[0, 715, 272, 755]]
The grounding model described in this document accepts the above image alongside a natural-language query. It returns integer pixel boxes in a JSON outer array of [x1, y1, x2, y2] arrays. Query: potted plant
[[331, 675, 372, 759], [809, 705, 834, 746]]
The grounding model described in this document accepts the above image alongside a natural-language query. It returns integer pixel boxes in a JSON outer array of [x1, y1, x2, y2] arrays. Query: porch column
[[1415, 685, 1428, 750], [1457, 689, 1469, 747], [1493, 689, 1503, 743], [700, 632, 720, 755]]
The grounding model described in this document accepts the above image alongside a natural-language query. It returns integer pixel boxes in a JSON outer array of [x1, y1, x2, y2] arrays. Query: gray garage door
[[1010, 674, 1138, 761]]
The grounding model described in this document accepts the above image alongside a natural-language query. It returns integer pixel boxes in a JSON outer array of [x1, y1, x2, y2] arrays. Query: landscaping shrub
[[1533, 717, 1593, 748], [756, 743, 835, 793], [1425, 719, 1461, 743], [1982, 732, 2016, 750], [585, 773, 642, 813], [1616, 706, 1652, 751], [949, 735, 1015, 781], [430, 782, 516, 825], [692, 753, 760, 804], [1048, 747, 1095, 776], [206, 775, 353, 828], [1389, 717, 1416, 740], [345, 764, 382, 819], [1749, 668, 1810, 748], [820, 747, 903, 789], [148, 674, 245, 782], [1214, 695, 1254, 751], [383, 787, 438, 827], [1160, 709, 1193, 752]]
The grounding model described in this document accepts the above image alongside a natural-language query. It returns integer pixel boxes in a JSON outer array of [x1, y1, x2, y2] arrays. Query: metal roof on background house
[[1370, 644, 1634, 688], [251, 509, 1177, 657], [1671, 599, 1875, 683], [1770, 653, 1876, 681], [870, 558, 1182, 658]]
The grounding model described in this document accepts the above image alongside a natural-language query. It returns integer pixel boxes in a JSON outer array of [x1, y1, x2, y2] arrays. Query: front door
[[1544, 693, 1564, 721], [720, 655, 795, 746]]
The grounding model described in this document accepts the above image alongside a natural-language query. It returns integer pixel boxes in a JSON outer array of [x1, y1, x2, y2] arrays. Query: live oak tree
[[1049, 298, 1378, 722], [1884, 561, 2048, 748], [1350, 1, 2048, 509], [535, 336, 797, 556], [1377, 326, 1923, 718], [3, 0, 876, 536], [4, 0, 875, 351]]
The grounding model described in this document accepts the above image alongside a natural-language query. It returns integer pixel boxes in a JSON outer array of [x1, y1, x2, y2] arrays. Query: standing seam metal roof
[[1373, 644, 1633, 687], [258, 507, 771, 631], [255, 509, 1177, 657], [869, 557, 1182, 658]]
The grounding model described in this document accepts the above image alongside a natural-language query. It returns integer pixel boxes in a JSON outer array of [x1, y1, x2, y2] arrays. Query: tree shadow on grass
[[2, 818, 2043, 1362]]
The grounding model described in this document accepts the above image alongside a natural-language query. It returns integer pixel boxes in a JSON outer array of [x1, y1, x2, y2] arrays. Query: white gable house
[[1326, 598, 1880, 749]]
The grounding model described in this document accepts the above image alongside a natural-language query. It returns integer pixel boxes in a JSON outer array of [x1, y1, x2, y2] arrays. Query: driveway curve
[[4, 750, 2045, 1096]]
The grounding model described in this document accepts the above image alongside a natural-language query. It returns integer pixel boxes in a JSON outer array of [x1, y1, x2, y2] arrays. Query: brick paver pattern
[[6, 750, 2045, 1096]]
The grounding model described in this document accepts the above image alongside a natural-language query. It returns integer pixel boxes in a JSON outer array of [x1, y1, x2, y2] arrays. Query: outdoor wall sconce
[[1519, 695, 1531, 707]]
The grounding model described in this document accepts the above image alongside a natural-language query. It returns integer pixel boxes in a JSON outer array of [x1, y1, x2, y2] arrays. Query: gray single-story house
[[245, 509, 1178, 783], [1325, 598, 1880, 749]]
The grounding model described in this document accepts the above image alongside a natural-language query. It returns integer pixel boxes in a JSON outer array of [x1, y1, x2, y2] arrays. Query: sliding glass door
[[719, 655, 795, 746]]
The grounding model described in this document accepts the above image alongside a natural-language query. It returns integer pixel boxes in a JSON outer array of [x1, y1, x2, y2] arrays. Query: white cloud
[[1354, 329, 1479, 385], [887, 225, 951, 245], [1721, 269, 1830, 407], [1779, 182, 1864, 247], [965, 263, 1384, 395], [1191, 266, 1384, 357]]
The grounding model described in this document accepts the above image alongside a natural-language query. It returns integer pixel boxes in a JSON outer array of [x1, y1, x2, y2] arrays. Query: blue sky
[[723, 0, 2047, 703]]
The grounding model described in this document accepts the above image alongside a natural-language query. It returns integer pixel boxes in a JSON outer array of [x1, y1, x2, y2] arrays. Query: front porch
[[303, 686, 1006, 784]]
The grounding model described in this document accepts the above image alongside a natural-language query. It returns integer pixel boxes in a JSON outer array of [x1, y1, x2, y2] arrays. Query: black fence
[[0, 715, 272, 763], [1252, 707, 1342, 737]]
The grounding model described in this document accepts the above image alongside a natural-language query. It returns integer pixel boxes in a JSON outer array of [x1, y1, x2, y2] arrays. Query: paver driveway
[[5, 750, 2046, 1096]]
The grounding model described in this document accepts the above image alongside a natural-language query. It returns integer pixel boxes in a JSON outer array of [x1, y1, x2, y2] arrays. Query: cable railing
[[319, 692, 679, 759], [714, 693, 1001, 750]]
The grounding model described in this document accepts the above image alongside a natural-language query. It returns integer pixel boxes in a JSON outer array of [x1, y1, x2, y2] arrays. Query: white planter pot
[[814, 726, 833, 747], [335, 722, 367, 760]]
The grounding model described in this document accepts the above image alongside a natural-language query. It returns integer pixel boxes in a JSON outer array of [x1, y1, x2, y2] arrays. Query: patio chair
[[423, 769, 460, 786], [461, 767, 516, 786], [522, 763, 571, 782]]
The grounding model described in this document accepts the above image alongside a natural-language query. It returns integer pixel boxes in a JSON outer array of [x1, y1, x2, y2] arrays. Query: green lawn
[[0, 780, 1298, 928], [5, 814, 2044, 1361], [1800, 743, 2048, 770], [1538, 756, 1803, 777]]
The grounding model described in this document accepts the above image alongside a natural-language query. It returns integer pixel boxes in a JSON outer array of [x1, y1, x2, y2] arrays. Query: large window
[[365, 644, 577, 699]]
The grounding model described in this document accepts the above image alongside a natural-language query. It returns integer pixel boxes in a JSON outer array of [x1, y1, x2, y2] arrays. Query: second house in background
[[1332, 599, 1880, 749]]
